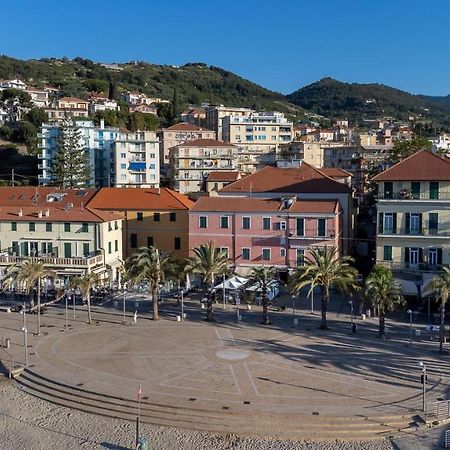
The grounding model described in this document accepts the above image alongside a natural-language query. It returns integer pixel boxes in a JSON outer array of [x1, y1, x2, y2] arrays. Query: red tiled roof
[[58, 97, 87, 103], [0, 187, 122, 222], [319, 168, 353, 178], [206, 171, 240, 182], [175, 138, 236, 148], [219, 163, 352, 194], [288, 199, 340, 213], [88, 188, 194, 211], [372, 150, 450, 181], [164, 123, 213, 132]]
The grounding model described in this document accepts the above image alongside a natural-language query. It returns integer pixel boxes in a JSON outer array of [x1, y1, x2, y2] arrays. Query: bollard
[[176, 315, 181, 322], [361, 314, 366, 320], [365, 309, 371, 317], [183, 313, 187, 319], [5, 338, 11, 349]]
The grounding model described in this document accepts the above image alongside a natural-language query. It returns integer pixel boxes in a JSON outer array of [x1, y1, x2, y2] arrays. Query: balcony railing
[[378, 191, 450, 200], [0, 254, 103, 268], [379, 261, 449, 272], [380, 228, 450, 237]]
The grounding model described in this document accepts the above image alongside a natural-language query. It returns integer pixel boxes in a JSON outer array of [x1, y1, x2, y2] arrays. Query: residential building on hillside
[[181, 107, 207, 127], [431, 133, 450, 153], [26, 87, 49, 108], [158, 123, 216, 174], [189, 196, 342, 278], [205, 171, 240, 193], [216, 162, 355, 254], [122, 91, 169, 106], [0, 79, 27, 90], [372, 151, 450, 290], [45, 97, 89, 120], [0, 187, 123, 285], [129, 103, 157, 115], [88, 188, 193, 259], [205, 105, 254, 141], [169, 139, 238, 194], [88, 95, 119, 115]]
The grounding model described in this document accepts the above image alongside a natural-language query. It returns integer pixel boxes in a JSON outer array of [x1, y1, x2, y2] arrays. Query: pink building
[[189, 196, 342, 276]]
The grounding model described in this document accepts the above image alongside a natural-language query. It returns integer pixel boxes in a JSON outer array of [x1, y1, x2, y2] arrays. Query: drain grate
[[243, 401, 250, 405], [222, 406, 229, 410], [189, 398, 196, 401], [312, 412, 319, 416]]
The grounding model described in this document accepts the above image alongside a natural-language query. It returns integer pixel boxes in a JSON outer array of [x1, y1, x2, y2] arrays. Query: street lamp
[[181, 288, 184, 321], [21, 303, 28, 366], [291, 294, 296, 325], [349, 300, 354, 333], [72, 289, 76, 319], [419, 361, 427, 412], [310, 287, 314, 315], [407, 309, 413, 345], [65, 291, 69, 330], [122, 288, 127, 324], [235, 291, 240, 323], [222, 273, 226, 310]]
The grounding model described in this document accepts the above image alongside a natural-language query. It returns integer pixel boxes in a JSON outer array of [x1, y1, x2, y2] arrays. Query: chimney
[[45, 209, 50, 217], [18, 209, 23, 217], [38, 211, 43, 218]]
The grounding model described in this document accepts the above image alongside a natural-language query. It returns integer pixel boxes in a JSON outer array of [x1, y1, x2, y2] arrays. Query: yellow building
[[373, 150, 450, 277], [88, 188, 194, 259]]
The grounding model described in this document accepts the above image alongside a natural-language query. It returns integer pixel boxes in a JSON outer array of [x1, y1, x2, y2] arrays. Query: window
[[383, 246, 393, 261], [296, 218, 304, 236], [170, 212, 176, 222], [430, 182, 439, 200], [383, 213, 394, 233], [82, 243, 90, 256], [11, 222, 17, 231], [120, 153, 126, 158], [81, 223, 88, 232], [199, 216, 207, 228], [153, 212, 160, 222], [174, 237, 181, 250], [137, 212, 143, 221], [147, 236, 154, 247], [242, 248, 250, 260], [220, 216, 229, 229], [280, 248, 286, 257], [280, 221, 286, 230], [64, 242, 72, 258], [317, 218, 326, 237], [410, 213, 422, 235], [262, 248, 271, 260], [383, 181, 393, 199], [108, 242, 112, 254], [242, 217, 251, 230], [411, 181, 421, 199], [29, 222, 35, 232], [46, 222, 52, 232], [219, 247, 229, 258], [64, 223, 71, 232], [120, 163, 126, 169], [130, 233, 137, 248], [115, 221, 118, 230], [429, 213, 438, 234], [296, 249, 305, 266], [114, 240, 118, 252], [262, 217, 271, 230]]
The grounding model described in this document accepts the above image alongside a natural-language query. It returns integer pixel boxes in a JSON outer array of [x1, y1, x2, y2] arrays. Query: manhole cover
[[216, 349, 250, 361]]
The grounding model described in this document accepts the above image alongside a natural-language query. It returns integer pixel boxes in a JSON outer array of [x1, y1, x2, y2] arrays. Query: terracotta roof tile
[[220, 163, 352, 194], [206, 171, 240, 182], [288, 199, 340, 213], [164, 123, 213, 132], [372, 150, 450, 181], [88, 188, 194, 211], [319, 168, 353, 178]]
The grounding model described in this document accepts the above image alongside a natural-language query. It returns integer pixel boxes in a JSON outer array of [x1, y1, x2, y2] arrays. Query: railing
[[379, 261, 449, 271], [425, 400, 450, 421], [380, 228, 450, 237], [378, 191, 450, 200], [0, 254, 103, 268]]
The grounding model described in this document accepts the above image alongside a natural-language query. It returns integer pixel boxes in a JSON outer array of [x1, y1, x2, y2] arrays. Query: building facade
[[169, 139, 238, 194], [205, 105, 253, 141]]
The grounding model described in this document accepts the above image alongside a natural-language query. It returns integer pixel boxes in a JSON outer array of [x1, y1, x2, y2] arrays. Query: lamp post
[[407, 309, 413, 345], [65, 291, 69, 330], [419, 361, 427, 412], [310, 287, 314, 315], [236, 291, 240, 323], [122, 288, 127, 324], [222, 273, 226, 310], [349, 300, 354, 333], [72, 289, 76, 319], [291, 294, 296, 325], [21, 303, 28, 366]]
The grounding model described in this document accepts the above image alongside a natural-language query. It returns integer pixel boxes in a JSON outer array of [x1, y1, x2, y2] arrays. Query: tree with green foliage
[[0, 88, 32, 122], [170, 87, 180, 122], [364, 265, 404, 338], [25, 108, 48, 128], [71, 272, 99, 324], [108, 79, 118, 100], [389, 137, 432, 164], [248, 266, 277, 325], [49, 119, 91, 188], [289, 246, 358, 330]]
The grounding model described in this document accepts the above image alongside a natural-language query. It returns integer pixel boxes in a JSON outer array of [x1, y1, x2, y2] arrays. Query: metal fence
[[445, 429, 450, 448], [425, 400, 450, 421]]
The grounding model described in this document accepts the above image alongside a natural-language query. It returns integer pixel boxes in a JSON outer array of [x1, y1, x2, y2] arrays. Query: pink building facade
[[189, 197, 342, 275]]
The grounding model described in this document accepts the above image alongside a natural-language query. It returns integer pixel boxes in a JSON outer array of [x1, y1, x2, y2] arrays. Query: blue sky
[[3, 0, 450, 95]]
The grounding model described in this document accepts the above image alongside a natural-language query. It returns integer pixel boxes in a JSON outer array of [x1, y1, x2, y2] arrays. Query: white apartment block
[[26, 87, 49, 108], [0, 79, 27, 90], [222, 111, 293, 173], [205, 105, 253, 140], [114, 130, 160, 188], [169, 139, 237, 194]]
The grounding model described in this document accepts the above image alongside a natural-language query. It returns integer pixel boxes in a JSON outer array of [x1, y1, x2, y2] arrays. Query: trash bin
[[113, 301, 118, 308], [361, 314, 366, 320], [176, 315, 181, 322], [352, 323, 357, 334], [415, 329, 421, 337], [183, 313, 187, 319], [293, 318, 299, 325], [5, 338, 10, 349], [365, 309, 371, 317]]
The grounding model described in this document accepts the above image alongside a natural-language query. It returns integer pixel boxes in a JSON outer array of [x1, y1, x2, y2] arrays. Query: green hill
[[0, 55, 303, 120], [286, 77, 450, 127]]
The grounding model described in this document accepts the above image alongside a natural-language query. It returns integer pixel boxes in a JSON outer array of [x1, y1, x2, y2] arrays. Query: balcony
[[0, 254, 104, 270], [379, 228, 450, 237], [379, 261, 449, 272], [378, 191, 450, 201]]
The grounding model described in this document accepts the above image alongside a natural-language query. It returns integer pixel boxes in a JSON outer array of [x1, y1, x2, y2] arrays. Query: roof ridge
[[165, 188, 194, 209]]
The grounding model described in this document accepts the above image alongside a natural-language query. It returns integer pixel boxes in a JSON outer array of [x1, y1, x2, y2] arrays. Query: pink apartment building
[[189, 196, 342, 277]]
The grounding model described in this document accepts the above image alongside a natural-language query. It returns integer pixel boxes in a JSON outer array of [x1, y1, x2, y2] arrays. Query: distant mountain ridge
[[286, 77, 450, 126]]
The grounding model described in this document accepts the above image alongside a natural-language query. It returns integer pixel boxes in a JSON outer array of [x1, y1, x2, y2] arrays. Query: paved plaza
[[1, 292, 450, 443]]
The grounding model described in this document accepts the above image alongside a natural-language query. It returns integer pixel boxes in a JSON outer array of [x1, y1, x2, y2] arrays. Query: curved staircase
[[15, 368, 418, 441]]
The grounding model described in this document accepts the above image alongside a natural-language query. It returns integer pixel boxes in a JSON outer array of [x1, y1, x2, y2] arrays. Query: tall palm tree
[[289, 246, 358, 330], [185, 242, 229, 321], [426, 267, 450, 353], [5, 259, 55, 335], [365, 265, 404, 338], [248, 266, 277, 325], [71, 272, 99, 324], [126, 246, 173, 320]]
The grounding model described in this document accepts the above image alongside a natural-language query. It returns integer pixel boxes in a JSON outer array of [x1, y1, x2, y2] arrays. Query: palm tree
[[248, 266, 277, 325], [185, 242, 229, 321], [126, 246, 173, 320], [5, 259, 55, 335], [71, 272, 99, 324], [289, 246, 358, 330], [426, 267, 450, 353], [365, 265, 404, 338]]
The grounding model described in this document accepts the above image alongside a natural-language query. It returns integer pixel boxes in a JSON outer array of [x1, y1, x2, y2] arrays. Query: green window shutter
[[429, 182, 439, 199], [437, 248, 443, 265], [392, 213, 397, 234], [383, 246, 392, 261], [405, 213, 410, 234], [404, 247, 410, 264], [418, 213, 423, 234], [378, 213, 383, 233], [411, 182, 420, 199]]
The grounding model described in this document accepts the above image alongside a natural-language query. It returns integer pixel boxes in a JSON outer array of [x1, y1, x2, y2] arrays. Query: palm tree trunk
[[36, 278, 41, 335], [320, 288, 328, 330], [152, 284, 159, 320], [439, 300, 445, 353], [261, 288, 269, 325], [87, 293, 92, 324], [379, 312, 386, 338]]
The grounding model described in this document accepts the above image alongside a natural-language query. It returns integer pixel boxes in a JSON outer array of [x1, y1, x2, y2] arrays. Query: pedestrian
[[133, 310, 137, 325]]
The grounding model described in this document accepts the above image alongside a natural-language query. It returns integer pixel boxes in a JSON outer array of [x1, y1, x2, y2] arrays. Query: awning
[[128, 162, 146, 171], [214, 276, 248, 291]]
